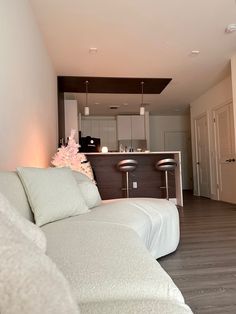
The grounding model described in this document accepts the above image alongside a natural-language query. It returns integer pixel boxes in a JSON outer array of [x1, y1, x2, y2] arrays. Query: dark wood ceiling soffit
[[57, 76, 172, 94]]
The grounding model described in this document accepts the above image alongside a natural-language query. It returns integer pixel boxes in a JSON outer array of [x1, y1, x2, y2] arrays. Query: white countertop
[[85, 151, 181, 155]]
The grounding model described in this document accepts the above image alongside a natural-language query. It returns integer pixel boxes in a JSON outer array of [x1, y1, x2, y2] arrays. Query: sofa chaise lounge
[[0, 169, 193, 314]]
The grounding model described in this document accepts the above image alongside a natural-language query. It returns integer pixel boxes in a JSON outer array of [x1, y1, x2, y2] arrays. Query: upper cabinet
[[116, 116, 132, 140], [64, 100, 79, 143], [131, 115, 146, 140], [117, 115, 145, 140], [81, 117, 117, 151]]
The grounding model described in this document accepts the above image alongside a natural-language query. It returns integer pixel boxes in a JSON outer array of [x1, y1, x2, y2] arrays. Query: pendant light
[[140, 81, 145, 116], [84, 80, 90, 116]]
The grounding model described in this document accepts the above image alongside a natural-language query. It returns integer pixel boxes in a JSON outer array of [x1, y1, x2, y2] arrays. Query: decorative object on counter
[[140, 81, 145, 116], [52, 129, 95, 182], [155, 158, 177, 200], [101, 146, 108, 153], [119, 143, 124, 152], [117, 159, 138, 198], [80, 136, 101, 152], [84, 80, 90, 116]]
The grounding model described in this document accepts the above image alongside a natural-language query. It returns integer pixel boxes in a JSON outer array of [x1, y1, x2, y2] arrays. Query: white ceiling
[[30, 0, 236, 115]]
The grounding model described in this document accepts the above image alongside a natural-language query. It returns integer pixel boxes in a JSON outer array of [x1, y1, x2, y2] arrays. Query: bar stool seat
[[155, 158, 177, 200], [117, 159, 138, 198]]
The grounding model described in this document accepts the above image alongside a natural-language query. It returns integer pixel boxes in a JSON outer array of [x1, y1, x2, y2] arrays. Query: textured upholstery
[[80, 299, 193, 314], [0, 212, 80, 314], [0, 192, 46, 252], [42, 220, 192, 313], [0, 170, 192, 313], [42, 220, 183, 304], [0, 171, 33, 221], [16, 167, 89, 226], [75, 198, 180, 259]]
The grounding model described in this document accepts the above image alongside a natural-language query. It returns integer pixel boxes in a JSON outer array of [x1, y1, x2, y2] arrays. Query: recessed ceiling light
[[123, 103, 129, 106], [190, 50, 200, 56], [225, 24, 236, 33], [89, 47, 98, 53], [94, 102, 100, 105]]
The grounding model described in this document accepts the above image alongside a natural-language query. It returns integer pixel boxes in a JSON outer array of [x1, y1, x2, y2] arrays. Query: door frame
[[212, 100, 234, 201], [163, 130, 192, 190], [194, 112, 211, 197]]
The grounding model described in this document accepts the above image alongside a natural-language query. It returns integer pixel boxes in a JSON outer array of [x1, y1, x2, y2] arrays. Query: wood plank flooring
[[159, 192, 236, 314]]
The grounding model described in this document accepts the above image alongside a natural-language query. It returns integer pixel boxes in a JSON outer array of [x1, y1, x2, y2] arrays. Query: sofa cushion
[[0, 192, 46, 252], [0, 171, 33, 221], [72, 170, 93, 183], [0, 212, 80, 314], [74, 198, 180, 259], [77, 181, 102, 208], [79, 161, 95, 182], [42, 219, 184, 306], [80, 299, 193, 314], [73, 171, 102, 208], [17, 167, 89, 226]]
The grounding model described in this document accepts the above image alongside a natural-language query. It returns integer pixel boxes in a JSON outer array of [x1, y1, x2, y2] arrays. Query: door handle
[[225, 159, 232, 162]]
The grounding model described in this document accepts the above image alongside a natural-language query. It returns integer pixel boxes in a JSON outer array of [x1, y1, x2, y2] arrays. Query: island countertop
[[86, 151, 181, 155], [86, 151, 183, 206]]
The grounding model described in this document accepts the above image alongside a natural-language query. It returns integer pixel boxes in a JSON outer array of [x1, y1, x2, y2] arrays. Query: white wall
[[149, 115, 191, 151], [0, 0, 57, 170], [190, 76, 233, 198], [150, 115, 192, 189], [231, 55, 236, 150]]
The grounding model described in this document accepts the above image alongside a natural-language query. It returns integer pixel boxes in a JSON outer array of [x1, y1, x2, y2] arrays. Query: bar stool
[[155, 158, 177, 200], [117, 159, 138, 198]]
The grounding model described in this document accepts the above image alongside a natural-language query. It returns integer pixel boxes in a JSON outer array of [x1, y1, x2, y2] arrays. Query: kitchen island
[[86, 152, 183, 206]]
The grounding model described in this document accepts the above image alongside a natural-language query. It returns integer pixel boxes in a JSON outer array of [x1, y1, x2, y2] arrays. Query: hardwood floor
[[159, 192, 236, 314]]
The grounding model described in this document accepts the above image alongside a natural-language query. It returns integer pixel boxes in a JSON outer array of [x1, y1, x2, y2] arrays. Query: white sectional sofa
[[0, 170, 193, 314]]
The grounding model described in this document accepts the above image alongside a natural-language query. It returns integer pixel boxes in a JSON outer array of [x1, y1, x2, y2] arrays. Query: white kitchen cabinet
[[117, 116, 132, 140], [131, 115, 145, 140], [117, 115, 145, 140], [64, 100, 79, 142], [81, 117, 117, 151]]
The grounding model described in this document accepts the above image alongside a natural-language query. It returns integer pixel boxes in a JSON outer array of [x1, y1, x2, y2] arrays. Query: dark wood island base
[[86, 152, 183, 206]]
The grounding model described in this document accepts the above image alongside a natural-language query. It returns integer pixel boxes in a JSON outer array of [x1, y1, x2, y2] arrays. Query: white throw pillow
[[73, 171, 102, 208], [17, 167, 89, 226], [0, 212, 80, 314], [0, 192, 46, 252], [80, 161, 95, 182]]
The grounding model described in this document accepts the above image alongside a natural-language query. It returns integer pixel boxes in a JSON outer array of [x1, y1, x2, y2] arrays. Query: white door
[[214, 102, 236, 203], [164, 131, 193, 190], [195, 115, 211, 197]]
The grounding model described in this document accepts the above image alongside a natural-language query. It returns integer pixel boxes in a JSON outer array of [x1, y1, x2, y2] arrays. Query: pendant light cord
[[85, 80, 89, 107], [141, 81, 144, 106]]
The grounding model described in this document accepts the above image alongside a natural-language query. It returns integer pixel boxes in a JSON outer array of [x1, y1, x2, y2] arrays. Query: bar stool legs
[[125, 171, 129, 198], [164, 170, 169, 200], [117, 159, 138, 198], [155, 158, 177, 200]]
